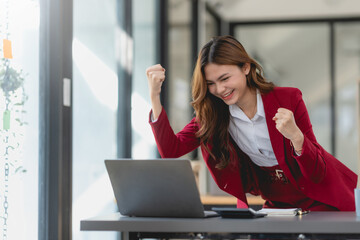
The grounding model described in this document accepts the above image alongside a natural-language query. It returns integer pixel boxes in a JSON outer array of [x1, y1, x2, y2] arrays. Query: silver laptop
[[105, 159, 219, 218]]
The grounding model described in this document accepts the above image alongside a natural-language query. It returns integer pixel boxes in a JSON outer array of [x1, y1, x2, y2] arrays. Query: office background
[[1, 0, 360, 239]]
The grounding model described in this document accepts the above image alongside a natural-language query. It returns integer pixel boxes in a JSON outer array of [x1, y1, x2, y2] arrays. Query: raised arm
[[149, 108, 200, 158], [146, 64, 165, 120], [146, 64, 201, 157]]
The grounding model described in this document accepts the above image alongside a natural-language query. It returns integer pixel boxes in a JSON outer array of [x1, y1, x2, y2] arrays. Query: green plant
[[0, 62, 25, 95], [0, 60, 28, 174]]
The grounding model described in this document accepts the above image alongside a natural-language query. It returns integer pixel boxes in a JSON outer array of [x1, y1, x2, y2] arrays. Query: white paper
[[257, 208, 300, 216]]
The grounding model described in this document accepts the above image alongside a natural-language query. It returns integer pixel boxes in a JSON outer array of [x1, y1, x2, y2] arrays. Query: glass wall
[[234, 24, 332, 153], [73, 0, 160, 238], [132, 0, 158, 159], [233, 22, 360, 174], [335, 22, 360, 173], [0, 0, 39, 239], [72, 0, 118, 239], [168, 0, 193, 158], [205, 10, 219, 40]]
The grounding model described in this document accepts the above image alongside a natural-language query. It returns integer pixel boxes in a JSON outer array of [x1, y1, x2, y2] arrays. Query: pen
[[297, 210, 310, 216]]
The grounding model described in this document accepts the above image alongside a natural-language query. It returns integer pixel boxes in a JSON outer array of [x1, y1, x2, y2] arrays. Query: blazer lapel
[[261, 92, 285, 165]]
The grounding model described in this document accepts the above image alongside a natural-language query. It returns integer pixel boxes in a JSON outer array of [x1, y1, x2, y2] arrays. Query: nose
[[215, 82, 226, 95]]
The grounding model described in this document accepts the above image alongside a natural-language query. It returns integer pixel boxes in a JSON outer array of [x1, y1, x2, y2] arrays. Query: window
[[0, 0, 39, 239], [235, 23, 331, 152], [335, 22, 360, 173], [132, 0, 158, 158], [72, 0, 118, 239]]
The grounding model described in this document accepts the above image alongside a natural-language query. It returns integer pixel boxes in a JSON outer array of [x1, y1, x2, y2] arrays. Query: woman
[[146, 35, 357, 211]]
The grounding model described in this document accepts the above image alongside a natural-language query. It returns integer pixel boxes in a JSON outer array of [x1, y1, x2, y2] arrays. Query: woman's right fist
[[146, 64, 166, 98]]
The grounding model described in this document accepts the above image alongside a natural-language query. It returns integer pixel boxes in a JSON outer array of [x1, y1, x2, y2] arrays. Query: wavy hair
[[191, 35, 275, 169]]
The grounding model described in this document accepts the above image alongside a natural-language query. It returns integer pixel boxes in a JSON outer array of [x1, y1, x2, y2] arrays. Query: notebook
[[257, 208, 309, 216], [105, 159, 219, 218]]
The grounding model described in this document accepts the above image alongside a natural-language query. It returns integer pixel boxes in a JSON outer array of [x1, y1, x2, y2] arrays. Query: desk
[[81, 212, 360, 240]]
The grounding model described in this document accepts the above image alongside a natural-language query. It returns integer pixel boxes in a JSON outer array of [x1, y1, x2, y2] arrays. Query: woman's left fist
[[272, 108, 303, 144]]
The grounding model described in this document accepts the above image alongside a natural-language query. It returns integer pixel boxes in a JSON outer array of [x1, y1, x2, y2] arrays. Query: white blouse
[[228, 92, 279, 167]]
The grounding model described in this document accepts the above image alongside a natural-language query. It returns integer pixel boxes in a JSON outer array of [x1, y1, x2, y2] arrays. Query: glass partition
[[132, 0, 158, 158], [73, 0, 160, 239], [335, 22, 360, 173], [167, 0, 194, 161], [0, 0, 39, 239], [72, 0, 118, 239], [234, 23, 332, 153], [205, 10, 219, 40]]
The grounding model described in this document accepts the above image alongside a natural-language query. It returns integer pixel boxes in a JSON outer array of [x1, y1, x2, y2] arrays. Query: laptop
[[105, 159, 219, 218]]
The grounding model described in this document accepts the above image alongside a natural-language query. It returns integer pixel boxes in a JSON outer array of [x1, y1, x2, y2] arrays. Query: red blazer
[[150, 87, 358, 211]]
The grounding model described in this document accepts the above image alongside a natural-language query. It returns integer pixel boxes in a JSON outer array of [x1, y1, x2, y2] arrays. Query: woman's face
[[204, 63, 251, 107]]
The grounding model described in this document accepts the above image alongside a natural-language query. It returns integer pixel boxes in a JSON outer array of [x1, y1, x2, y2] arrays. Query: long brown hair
[[191, 35, 275, 169]]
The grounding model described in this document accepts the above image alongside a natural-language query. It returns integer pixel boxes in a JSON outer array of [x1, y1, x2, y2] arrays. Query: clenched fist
[[146, 64, 166, 99], [272, 108, 304, 154], [146, 64, 166, 120]]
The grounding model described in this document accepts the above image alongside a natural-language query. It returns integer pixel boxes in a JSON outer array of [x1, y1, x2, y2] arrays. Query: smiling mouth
[[221, 90, 234, 100]]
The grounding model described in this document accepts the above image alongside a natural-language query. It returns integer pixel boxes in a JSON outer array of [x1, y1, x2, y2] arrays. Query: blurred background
[[1, 0, 360, 239]]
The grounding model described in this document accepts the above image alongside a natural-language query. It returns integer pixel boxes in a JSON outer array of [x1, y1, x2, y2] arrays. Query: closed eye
[[221, 77, 230, 81]]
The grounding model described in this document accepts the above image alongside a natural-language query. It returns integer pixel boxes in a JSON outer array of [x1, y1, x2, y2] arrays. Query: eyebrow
[[206, 73, 229, 82]]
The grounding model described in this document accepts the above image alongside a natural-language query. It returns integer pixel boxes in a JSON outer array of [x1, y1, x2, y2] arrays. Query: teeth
[[223, 91, 232, 97]]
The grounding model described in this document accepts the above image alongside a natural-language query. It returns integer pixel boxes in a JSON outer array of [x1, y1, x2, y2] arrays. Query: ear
[[243, 63, 250, 75]]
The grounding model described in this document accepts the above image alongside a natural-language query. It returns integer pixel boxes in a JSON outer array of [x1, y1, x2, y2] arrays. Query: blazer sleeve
[[291, 89, 356, 184], [149, 107, 200, 158]]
